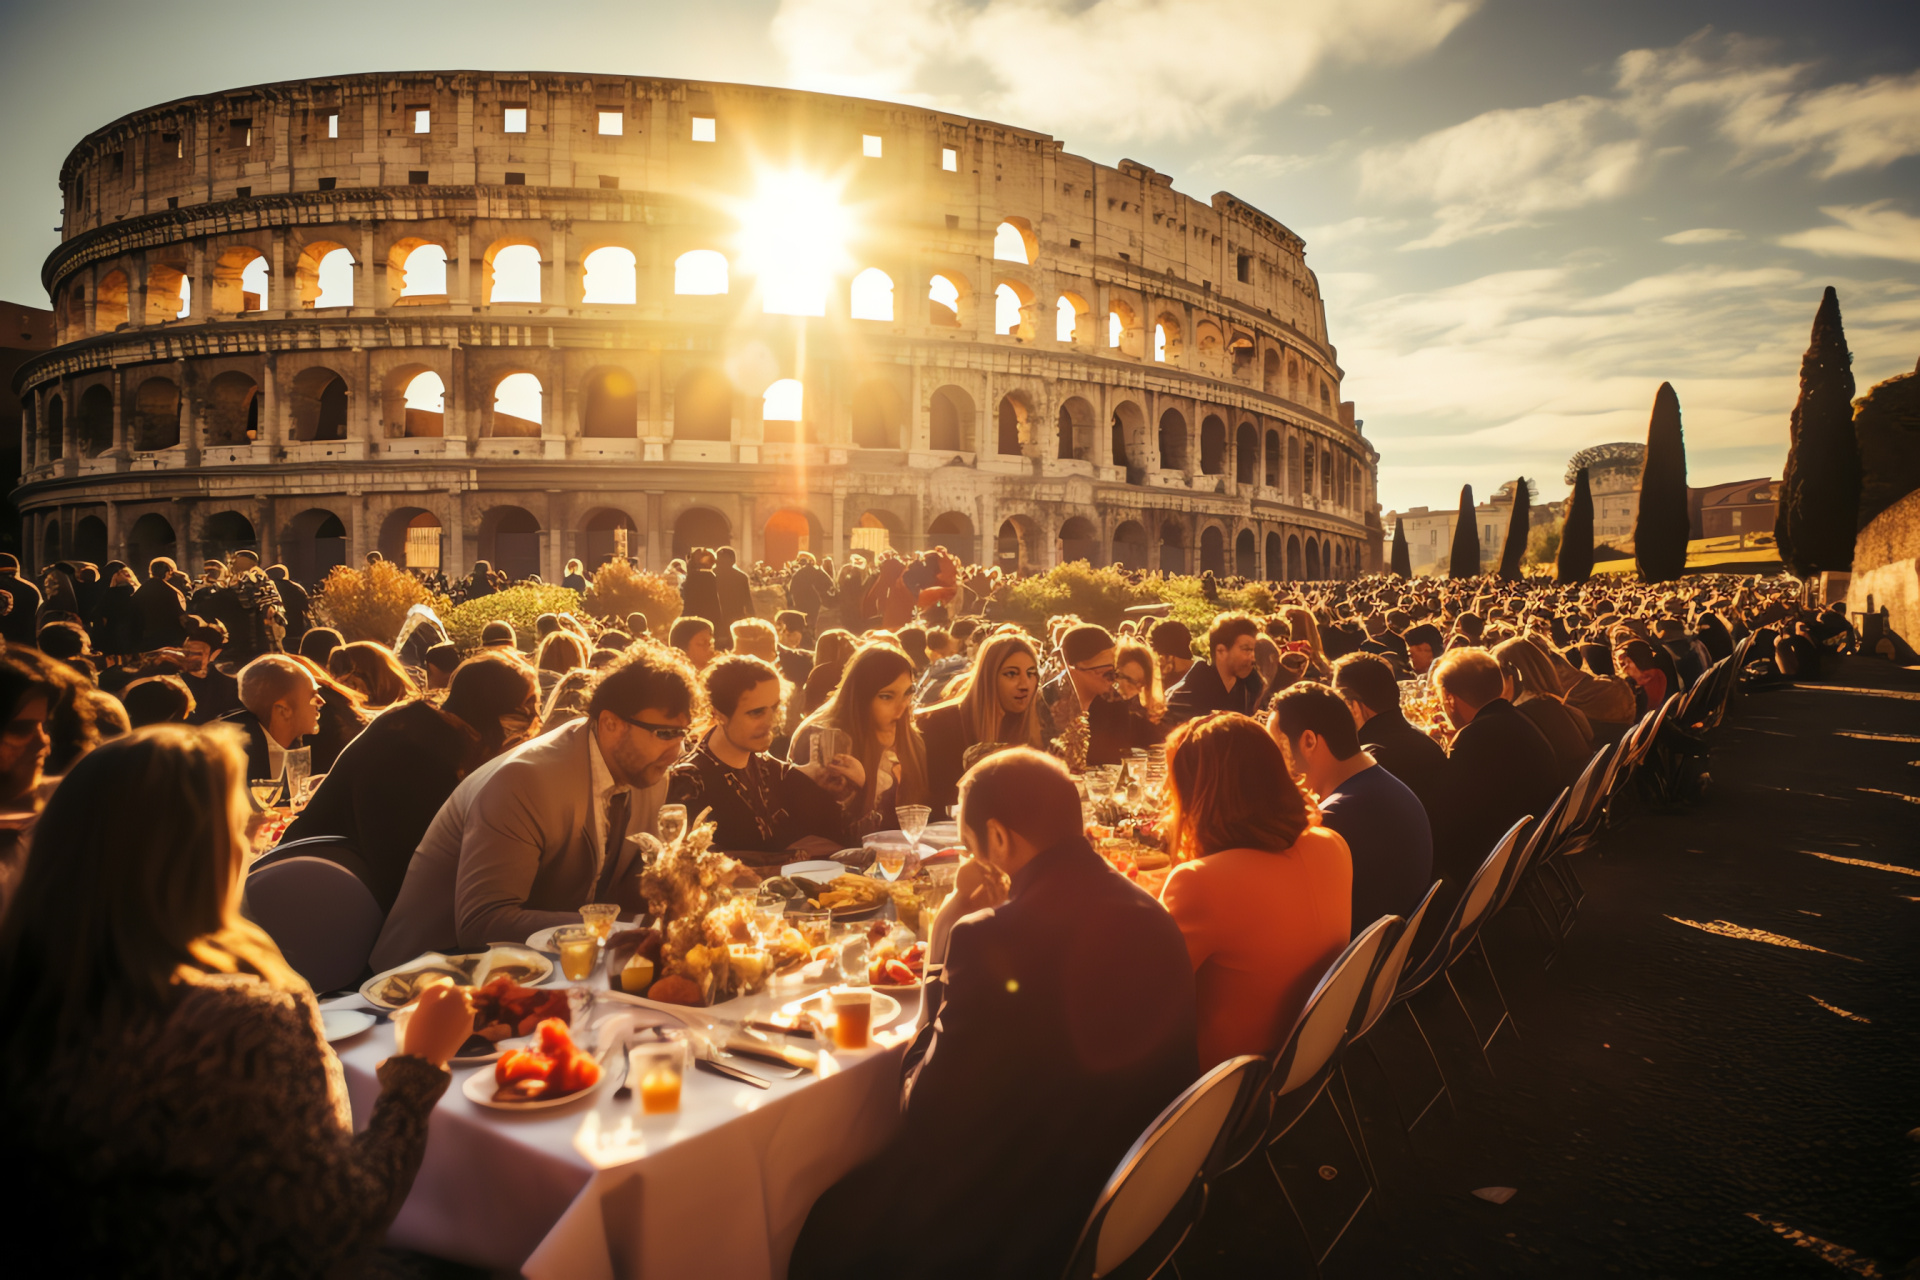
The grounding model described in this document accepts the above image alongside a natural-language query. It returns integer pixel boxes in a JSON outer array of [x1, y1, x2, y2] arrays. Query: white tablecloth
[[330, 987, 914, 1279]]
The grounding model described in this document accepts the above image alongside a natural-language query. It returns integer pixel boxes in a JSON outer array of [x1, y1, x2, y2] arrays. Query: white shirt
[[585, 728, 668, 882]]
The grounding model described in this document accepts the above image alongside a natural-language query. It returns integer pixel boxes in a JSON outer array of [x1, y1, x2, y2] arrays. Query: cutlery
[[696, 1057, 772, 1089]]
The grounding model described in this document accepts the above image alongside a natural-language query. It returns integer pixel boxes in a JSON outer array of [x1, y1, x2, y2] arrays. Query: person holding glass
[[665, 655, 864, 867], [0, 723, 475, 1276], [218, 655, 324, 787], [915, 630, 1048, 811], [789, 642, 929, 842], [1111, 639, 1169, 752]]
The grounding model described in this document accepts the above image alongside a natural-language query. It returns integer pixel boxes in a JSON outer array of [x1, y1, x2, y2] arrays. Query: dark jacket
[[274, 576, 312, 644], [1357, 709, 1448, 840], [916, 700, 972, 813], [680, 567, 722, 629], [1429, 699, 1559, 906], [131, 578, 189, 651], [714, 563, 754, 638], [792, 837, 1198, 1280], [183, 667, 242, 725], [788, 564, 834, 618], [1163, 660, 1262, 726], [216, 707, 299, 784], [280, 700, 473, 912], [1514, 695, 1593, 789], [90, 583, 140, 656], [663, 732, 845, 867], [0, 574, 43, 645]]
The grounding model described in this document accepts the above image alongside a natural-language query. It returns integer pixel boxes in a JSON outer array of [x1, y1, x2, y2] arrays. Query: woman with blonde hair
[[1112, 638, 1169, 749], [1158, 713, 1351, 1069], [327, 640, 416, 710], [1493, 635, 1592, 786], [792, 641, 928, 838], [0, 724, 474, 1275], [915, 629, 1046, 811], [534, 629, 590, 705]]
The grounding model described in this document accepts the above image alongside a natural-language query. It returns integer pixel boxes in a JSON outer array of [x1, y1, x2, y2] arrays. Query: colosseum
[[17, 71, 1381, 587]]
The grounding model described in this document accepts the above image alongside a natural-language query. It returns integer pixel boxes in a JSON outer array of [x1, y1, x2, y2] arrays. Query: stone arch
[[673, 368, 733, 442], [995, 514, 1042, 574], [927, 272, 969, 328], [1153, 313, 1184, 364], [1059, 516, 1100, 567], [1263, 348, 1281, 395], [1265, 531, 1284, 581], [1200, 414, 1227, 476], [1265, 430, 1281, 487], [761, 507, 820, 569], [1235, 421, 1258, 484], [1055, 292, 1089, 343], [382, 366, 445, 438], [927, 511, 976, 564], [1159, 520, 1187, 575], [1305, 537, 1322, 581], [46, 394, 64, 461], [993, 279, 1035, 339], [78, 385, 113, 458], [128, 513, 178, 575], [672, 506, 732, 563], [850, 267, 894, 322], [581, 246, 638, 305], [132, 377, 180, 451], [203, 510, 258, 560], [96, 269, 129, 329], [674, 249, 729, 296], [379, 506, 444, 568], [480, 505, 543, 581], [489, 372, 545, 438], [483, 238, 543, 304], [1057, 395, 1094, 461], [1289, 437, 1305, 498], [1111, 399, 1147, 475], [291, 366, 350, 441], [294, 241, 354, 309], [205, 371, 259, 447], [211, 245, 269, 313], [851, 379, 905, 450], [1286, 534, 1303, 581], [146, 259, 189, 323], [1200, 525, 1226, 576], [581, 366, 640, 438], [996, 390, 1033, 456], [928, 384, 974, 453], [1157, 408, 1188, 471], [760, 379, 807, 443], [992, 217, 1036, 264], [1113, 520, 1149, 570], [74, 515, 108, 565], [1108, 296, 1141, 357], [579, 506, 641, 568], [286, 508, 347, 584], [388, 238, 449, 305], [1235, 528, 1257, 578]]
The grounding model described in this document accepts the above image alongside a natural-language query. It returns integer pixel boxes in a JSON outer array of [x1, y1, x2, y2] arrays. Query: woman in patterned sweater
[[0, 722, 474, 1277]]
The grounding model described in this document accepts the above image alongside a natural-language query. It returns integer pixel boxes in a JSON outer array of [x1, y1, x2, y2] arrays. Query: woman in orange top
[[1158, 713, 1352, 1070]]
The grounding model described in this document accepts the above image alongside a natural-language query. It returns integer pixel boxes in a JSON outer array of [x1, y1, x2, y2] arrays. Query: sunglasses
[[1074, 664, 1118, 681], [610, 711, 690, 742]]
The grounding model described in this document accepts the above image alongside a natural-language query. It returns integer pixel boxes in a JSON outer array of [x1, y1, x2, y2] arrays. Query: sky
[[0, 0, 1915, 513]]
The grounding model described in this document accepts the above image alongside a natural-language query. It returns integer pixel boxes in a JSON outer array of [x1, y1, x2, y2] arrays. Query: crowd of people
[[0, 535, 1848, 1275]]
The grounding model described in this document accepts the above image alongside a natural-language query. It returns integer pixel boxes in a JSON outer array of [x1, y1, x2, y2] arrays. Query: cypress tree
[[1448, 484, 1480, 578], [1557, 466, 1595, 583], [1497, 475, 1530, 580], [1775, 286, 1859, 575], [1635, 382, 1691, 581], [1390, 519, 1412, 578]]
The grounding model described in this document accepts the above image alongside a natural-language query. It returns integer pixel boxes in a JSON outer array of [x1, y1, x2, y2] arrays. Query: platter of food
[[462, 1017, 604, 1110], [525, 921, 638, 952], [866, 938, 926, 991], [359, 945, 553, 1010]]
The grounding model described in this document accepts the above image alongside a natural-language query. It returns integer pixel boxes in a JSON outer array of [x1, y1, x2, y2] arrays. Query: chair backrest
[[1493, 789, 1567, 916], [1395, 814, 1529, 1002], [1065, 1054, 1268, 1279], [244, 856, 383, 993], [1354, 882, 1439, 1040], [1559, 743, 1613, 837], [1271, 913, 1399, 1098], [253, 834, 376, 887]]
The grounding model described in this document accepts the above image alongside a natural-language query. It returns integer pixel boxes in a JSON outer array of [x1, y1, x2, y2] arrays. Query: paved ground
[[1185, 657, 1920, 1278]]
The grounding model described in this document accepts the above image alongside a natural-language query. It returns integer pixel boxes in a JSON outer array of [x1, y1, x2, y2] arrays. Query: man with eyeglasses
[[372, 644, 702, 969], [1040, 623, 1135, 766]]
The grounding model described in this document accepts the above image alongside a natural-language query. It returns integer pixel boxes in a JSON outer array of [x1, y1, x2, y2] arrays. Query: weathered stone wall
[[1848, 485, 1920, 648], [16, 72, 1379, 583]]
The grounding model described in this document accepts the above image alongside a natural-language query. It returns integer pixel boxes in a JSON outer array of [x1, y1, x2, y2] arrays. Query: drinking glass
[[751, 890, 787, 941], [284, 747, 312, 813], [655, 804, 688, 848], [629, 1032, 689, 1115], [829, 988, 874, 1051], [579, 903, 620, 942], [787, 907, 832, 954], [815, 727, 850, 768], [870, 839, 911, 882], [554, 925, 601, 985], [249, 778, 283, 811], [833, 923, 872, 986], [896, 804, 931, 849]]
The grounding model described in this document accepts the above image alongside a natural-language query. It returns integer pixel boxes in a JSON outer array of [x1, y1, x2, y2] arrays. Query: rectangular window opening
[[235, 186, 251, 198], [410, 106, 430, 134], [318, 177, 337, 191], [941, 146, 957, 172], [504, 106, 528, 133], [408, 170, 428, 185], [231, 119, 252, 147], [162, 132, 181, 159], [167, 196, 179, 209], [598, 110, 623, 136], [1069, 238, 1081, 249], [862, 134, 882, 158], [1236, 253, 1252, 283], [326, 111, 339, 139], [504, 172, 526, 185], [690, 115, 715, 142], [598, 175, 619, 189], [944, 214, 960, 230], [109, 152, 125, 176]]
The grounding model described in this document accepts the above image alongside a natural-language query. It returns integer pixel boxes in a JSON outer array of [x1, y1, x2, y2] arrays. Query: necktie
[[594, 788, 631, 901]]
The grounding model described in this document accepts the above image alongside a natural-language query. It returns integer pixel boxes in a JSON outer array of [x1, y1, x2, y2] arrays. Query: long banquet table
[[326, 986, 916, 1279]]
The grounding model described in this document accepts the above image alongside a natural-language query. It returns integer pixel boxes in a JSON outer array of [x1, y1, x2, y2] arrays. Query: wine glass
[[656, 804, 688, 848], [870, 839, 911, 882], [284, 748, 312, 813], [897, 804, 931, 851], [249, 778, 283, 811]]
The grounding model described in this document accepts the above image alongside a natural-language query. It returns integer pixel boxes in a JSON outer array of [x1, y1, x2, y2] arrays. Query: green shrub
[[312, 562, 450, 644], [579, 561, 681, 642], [444, 584, 583, 653], [1000, 561, 1161, 634]]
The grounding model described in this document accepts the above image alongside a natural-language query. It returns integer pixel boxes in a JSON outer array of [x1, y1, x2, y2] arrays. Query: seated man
[[1164, 611, 1263, 726], [181, 617, 241, 724], [792, 749, 1197, 1280], [371, 645, 699, 969], [1402, 622, 1445, 676], [1330, 651, 1447, 835], [1273, 681, 1433, 938], [1427, 648, 1560, 909], [220, 655, 323, 783], [664, 655, 859, 866], [1039, 623, 1132, 766]]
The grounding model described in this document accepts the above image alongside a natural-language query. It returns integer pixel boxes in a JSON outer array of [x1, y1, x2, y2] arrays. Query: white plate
[[461, 1064, 603, 1111], [451, 1031, 530, 1067], [525, 922, 638, 952], [361, 947, 554, 1009], [321, 1009, 376, 1042], [781, 860, 844, 881], [769, 986, 903, 1031]]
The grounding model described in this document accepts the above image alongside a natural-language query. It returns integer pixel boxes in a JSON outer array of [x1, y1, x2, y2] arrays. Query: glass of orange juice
[[829, 988, 873, 1051], [629, 1033, 688, 1115], [579, 903, 620, 942], [554, 925, 600, 985]]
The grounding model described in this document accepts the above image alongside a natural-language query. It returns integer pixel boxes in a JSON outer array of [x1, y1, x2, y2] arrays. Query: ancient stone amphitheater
[[18, 72, 1381, 585]]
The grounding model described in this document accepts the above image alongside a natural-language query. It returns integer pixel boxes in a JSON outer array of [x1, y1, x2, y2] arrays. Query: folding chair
[[1346, 882, 1443, 1139], [1061, 1055, 1267, 1280], [244, 856, 384, 994]]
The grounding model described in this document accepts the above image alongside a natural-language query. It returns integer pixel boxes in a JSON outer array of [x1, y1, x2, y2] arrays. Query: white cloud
[[1780, 203, 1920, 265], [1357, 30, 1920, 248], [1662, 227, 1743, 244], [1300, 103, 1334, 118], [770, 0, 1478, 143]]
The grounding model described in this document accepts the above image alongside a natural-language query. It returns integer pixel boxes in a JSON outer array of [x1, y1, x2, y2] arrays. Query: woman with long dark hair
[[1158, 713, 1351, 1068], [283, 653, 371, 771], [0, 724, 474, 1276], [792, 641, 928, 838], [327, 640, 418, 710]]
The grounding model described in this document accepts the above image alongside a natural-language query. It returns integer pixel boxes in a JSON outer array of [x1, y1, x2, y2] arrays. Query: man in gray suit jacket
[[372, 646, 700, 969]]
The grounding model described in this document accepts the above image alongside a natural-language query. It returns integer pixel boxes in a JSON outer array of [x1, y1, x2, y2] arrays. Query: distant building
[[0, 301, 57, 557], [1386, 480, 1540, 576], [1566, 442, 1645, 552], [1690, 478, 1779, 540]]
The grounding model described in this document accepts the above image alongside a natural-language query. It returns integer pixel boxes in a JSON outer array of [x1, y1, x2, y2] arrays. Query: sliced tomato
[[495, 1048, 554, 1087]]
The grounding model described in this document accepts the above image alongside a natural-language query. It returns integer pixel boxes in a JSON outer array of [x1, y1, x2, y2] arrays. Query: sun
[[733, 169, 855, 318]]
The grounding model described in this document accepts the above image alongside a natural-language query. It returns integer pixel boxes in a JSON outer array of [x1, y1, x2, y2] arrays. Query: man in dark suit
[[1164, 611, 1263, 725], [1332, 652, 1447, 836], [792, 749, 1198, 1280], [219, 654, 323, 783], [132, 557, 189, 651], [713, 546, 754, 650], [1427, 648, 1560, 909], [0, 555, 43, 646]]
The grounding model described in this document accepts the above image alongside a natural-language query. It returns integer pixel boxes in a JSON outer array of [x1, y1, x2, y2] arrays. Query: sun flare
[[733, 169, 854, 318]]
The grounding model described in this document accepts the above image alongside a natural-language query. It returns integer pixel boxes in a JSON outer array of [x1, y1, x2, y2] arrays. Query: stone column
[[106, 501, 123, 564], [543, 349, 567, 460], [177, 359, 201, 467], [59, 375, 77, 478], [110, 368, 128, 464], [645, 490, 665, 571], [260, 354, 280, 448], [173, 497, 197, 572], [446, 489, 468, 577]]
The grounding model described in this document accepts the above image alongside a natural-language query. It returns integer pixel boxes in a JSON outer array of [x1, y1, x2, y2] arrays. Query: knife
[[695, 1057, 772, 1089]]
